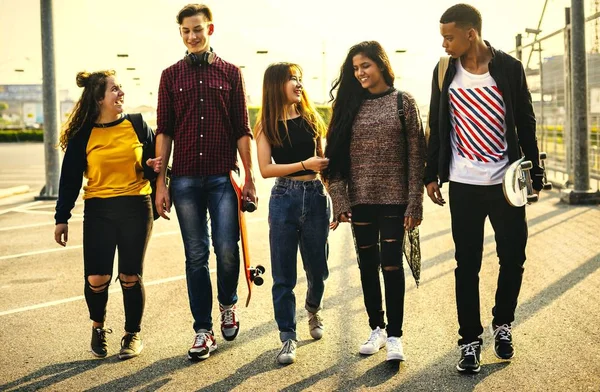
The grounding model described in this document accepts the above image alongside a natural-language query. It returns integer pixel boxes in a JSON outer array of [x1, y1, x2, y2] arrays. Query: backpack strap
[[128, 113, 145, 143], [437, 56, 450, 90], [396, 90, 407, 131]]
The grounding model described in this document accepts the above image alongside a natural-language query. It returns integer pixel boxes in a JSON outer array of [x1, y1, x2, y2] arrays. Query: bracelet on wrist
[[301, 161, 307, 170]]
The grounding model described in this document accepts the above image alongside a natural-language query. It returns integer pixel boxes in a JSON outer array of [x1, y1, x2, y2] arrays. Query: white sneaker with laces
[[187, 330, 217, 361], [359, 327, 388, 355], [386, 336, 405, 361], [276, 339, 297, 364], [219, 304, 239, 341]]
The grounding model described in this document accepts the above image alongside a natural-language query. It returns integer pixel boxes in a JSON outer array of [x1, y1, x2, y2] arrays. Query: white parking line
[[0, 271, 214, 317], [0, 217, 266, 261], [0, 220, 83, 232], [0, 230, 182, 261]]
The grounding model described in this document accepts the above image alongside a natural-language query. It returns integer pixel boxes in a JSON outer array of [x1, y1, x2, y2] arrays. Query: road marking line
[[0, 271, 214, 317], [0, 247, 78, 261], [0, 220, 83, 232], [0, 217, 266, 261], [0, 200, 45, 215]]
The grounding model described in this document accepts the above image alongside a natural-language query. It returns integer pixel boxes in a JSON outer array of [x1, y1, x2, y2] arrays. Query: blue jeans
[[171, 174, 240, 332], [269, 177, 331, 342]]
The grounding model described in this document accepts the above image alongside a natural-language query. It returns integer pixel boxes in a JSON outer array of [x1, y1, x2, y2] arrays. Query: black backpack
[[129, 113, 160, 220]]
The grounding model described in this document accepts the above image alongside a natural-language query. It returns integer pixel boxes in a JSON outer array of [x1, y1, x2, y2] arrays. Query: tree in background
[[0, 102, 8, 126]]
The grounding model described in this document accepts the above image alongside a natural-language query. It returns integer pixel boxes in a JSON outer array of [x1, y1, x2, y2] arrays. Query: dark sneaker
[[91, 327, 113, 358], [276, 339, 297, 364], [457, 341, 481, 373], [490, 323, 514, 360], [118, 332, 143, 360], [188, 330, 217, 361], [219, 304, 239, 341]]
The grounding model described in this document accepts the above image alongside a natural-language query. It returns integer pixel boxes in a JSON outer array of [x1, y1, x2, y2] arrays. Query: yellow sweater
[[83, 117, 151, 199]]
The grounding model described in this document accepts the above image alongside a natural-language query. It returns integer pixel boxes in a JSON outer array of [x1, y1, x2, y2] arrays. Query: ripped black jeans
[[83, 195, 153, 333], [351, 204, 407, 337]]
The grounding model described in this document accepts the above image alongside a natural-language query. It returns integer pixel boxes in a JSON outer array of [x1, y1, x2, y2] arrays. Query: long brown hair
[[255, 63, 326, 151], [324, 41, 394, 180], [59, 70, 115, 151]]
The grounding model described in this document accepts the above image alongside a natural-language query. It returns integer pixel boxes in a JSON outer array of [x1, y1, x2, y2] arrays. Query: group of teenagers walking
[[53, 2, 545, 374]]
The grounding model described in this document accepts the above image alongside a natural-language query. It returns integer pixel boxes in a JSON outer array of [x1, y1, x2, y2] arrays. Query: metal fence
[[512, 9, 600, 190]]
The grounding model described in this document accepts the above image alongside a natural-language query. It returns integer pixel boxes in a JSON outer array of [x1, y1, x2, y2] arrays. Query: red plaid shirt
[[156, 55, 252, 176]]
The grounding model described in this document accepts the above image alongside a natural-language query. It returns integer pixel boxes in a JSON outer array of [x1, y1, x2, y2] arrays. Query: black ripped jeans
[[351, 204, 407, 337], [83, 195, 153, 333]]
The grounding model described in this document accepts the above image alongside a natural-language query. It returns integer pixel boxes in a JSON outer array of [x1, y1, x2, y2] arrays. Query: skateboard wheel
[[520, 161, 533, 170], [256, 265, 266, 274], [243, 201, 257, 213], [527, 194, 539, 203], [254, 276, 264, 286], [539, 152, 547, 160]]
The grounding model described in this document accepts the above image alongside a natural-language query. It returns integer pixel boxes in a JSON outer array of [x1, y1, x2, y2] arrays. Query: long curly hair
[[255, 62, 326, 150], [59, 70, 115, 151], [323, 41, 395, 181]]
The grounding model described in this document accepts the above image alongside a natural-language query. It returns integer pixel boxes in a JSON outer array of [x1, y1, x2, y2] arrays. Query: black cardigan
[[424, 41, 543, 190]]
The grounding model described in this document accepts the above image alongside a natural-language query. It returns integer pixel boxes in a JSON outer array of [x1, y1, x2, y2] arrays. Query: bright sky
[[0, 0, 594, 109]]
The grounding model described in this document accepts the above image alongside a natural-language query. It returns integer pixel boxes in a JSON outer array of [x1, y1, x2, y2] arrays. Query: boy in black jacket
[[424, 3, 544, 374]]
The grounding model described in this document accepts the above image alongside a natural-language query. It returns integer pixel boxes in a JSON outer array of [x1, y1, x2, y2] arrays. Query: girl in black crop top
[[255, 62, 333, 364]]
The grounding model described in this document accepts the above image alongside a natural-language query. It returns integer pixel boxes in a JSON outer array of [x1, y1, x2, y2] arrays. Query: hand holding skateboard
[[503, 152, 552, 207]]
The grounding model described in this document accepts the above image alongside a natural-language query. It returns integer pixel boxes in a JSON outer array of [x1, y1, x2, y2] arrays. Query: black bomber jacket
[[424, 41, 543, 190]]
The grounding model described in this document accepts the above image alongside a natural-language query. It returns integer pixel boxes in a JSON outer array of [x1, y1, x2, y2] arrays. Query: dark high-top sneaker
[[91, 327, 113, 358]]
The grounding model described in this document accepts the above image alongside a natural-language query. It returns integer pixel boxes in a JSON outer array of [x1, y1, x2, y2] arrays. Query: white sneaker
[[386, 336, 405, 361], [276, 339, 297, 364], [308, 311, 324, 340], [359, 327, 388, 355]]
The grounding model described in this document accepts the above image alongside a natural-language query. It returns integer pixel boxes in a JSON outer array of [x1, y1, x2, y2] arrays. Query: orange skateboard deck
[[229, 171, 264, 307]]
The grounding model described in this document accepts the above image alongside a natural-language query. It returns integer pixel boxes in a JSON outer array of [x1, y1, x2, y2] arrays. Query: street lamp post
[[36, 0, 60, 200]]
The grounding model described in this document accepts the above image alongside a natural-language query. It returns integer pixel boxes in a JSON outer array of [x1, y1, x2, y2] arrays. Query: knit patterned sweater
[[326, 89, 426, 220]]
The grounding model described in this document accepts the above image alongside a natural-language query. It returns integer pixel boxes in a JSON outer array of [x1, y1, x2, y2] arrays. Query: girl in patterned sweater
[[324, 41, 426, 362]]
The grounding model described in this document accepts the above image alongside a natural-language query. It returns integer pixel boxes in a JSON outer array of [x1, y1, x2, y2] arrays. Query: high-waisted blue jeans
[[269, 177, 331, 342]]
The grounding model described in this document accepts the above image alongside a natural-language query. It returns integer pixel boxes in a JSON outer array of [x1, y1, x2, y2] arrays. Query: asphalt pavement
[[0, 142, 599, 391]]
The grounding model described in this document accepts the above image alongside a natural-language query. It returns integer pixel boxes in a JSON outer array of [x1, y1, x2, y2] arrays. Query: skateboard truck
[[503, 151, 551, 207], [540, 152, 553, 191], [243, 200, 257, 213], [248, 265, 266, 286]]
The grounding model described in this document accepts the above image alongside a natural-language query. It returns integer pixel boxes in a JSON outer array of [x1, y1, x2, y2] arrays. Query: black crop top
[[271, 116, 317, 177]]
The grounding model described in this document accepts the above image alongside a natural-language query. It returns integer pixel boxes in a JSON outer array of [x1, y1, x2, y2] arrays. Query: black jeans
[[449, 182, 527, 345], [351, 204, 407, 337], [83, 195, 153, 333]]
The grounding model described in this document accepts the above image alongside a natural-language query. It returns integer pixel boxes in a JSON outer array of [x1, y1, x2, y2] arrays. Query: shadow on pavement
[[414, 206, 593, 291], [0, 359, 107, 391], [85, 356, 196, 392], [195, 347, 281, 392], [351, 251, 600, 391]]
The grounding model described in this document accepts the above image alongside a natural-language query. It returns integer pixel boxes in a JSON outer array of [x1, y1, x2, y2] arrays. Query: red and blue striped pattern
[[449, 86, 506, 163]]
